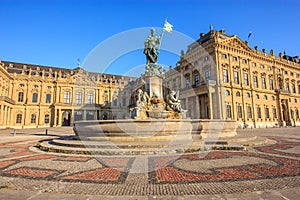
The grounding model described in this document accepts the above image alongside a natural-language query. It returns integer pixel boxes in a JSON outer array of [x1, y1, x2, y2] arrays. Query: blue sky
[[1, 0, 300, 76]]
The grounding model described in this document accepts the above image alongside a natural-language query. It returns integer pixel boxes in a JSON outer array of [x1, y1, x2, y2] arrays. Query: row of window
[[226, 105, 300, 120], [17, 91, 102, 105], [221, 55, 300, 77], [16, 114, 50, 124], [18, 92, 52, 103], [223, 69, 300, 93]]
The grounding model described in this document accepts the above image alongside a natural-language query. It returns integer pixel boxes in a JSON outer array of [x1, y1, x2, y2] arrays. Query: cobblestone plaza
[[0, 127, 299, 199]]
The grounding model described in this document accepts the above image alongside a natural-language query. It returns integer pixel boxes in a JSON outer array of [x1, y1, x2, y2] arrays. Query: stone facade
[[165, 29, 300, 128], [1, 29, 300, 129], [0, 61, 135, 128]]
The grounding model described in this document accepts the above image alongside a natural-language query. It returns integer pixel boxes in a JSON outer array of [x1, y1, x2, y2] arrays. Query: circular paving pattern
[[0, 128, 300, 196]]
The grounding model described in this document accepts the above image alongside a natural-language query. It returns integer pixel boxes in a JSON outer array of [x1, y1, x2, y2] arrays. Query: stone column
[[0, 105, 2, 125], [3, 106, 7, 126], [58, 109, 62, 126], [208, 91, 213, 119], [53, 108, 57, 126]]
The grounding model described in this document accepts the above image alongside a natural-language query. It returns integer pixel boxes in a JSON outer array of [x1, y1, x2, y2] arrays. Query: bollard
[[45, 129, 48, 135], [13, 129, 16, 136]]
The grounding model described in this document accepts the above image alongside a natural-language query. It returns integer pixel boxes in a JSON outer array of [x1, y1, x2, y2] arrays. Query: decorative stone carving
[[166, 90, 183, 113]]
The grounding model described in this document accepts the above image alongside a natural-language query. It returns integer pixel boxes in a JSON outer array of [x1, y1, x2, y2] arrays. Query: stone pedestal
[[145, 75, 163, 99]]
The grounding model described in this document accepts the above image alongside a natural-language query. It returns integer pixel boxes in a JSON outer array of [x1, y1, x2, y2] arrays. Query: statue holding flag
[[144, 19, 173, 75]]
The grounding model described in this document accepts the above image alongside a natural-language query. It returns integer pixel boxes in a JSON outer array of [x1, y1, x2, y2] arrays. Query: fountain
[[37, 24, 237, 156]]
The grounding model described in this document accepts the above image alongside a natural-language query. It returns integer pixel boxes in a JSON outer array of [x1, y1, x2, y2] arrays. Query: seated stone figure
[[136, 89, 149, 110], [167, 90, 183, 113]]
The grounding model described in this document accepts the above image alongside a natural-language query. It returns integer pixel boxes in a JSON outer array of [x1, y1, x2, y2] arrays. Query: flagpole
[[158, 19, 167, 51]]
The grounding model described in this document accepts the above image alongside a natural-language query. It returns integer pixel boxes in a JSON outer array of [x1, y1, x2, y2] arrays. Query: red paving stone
[[155, 167, 261, 183], [63, 168, 122, 182], [255, 137, 300, 157], [0, 160, 15, 169], [19, 155, 57, 161], [4, 167, 56, 178]]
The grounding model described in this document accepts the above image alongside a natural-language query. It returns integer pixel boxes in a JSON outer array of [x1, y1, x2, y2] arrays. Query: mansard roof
[[1, 60, 136, 80]]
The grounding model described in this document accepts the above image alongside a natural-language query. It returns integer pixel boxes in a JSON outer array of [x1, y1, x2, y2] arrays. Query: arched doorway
[[62, 110, 71, 126]]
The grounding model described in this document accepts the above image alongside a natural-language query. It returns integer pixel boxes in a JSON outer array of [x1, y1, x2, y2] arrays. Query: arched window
[[18, 92, 24, 102], [263, 95, 268, 100], [236, 91, 241, 97], [225, 90, 230, 96]]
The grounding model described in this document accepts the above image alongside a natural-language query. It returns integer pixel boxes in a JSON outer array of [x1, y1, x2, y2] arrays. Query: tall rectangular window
[[247, 106, 252, 118], [44, 114, 50, 123], [226, 105, 232, 118], [205, 70, 210, 81], [76, 92, 82, 105], [32, 93, 38, 103], [244, 73, 249, 86], [31, 114, 36, 123], [64, 91, 70, 104], [273, 108, 277, 119], [265, 107, 270, 119], [88, 93, 94, 104], [262, 77, 266, 89], [113, 99, 118, 106], [296, 109, 299, 119], [223, 69, 228, 83], [286, 82, 290, 92], [237, 105, 242, 119], [257, 107, 262, 118], [234, 71, 239, 84], [104, 97, 109, 105], [46, 94, 51, 103], [253, 76, 258, 88], [16, 114, 22, 123], [269, 79, 274, 90], [195, 74, 200, 86], [18, 92, 24, 102], [292, 83, 296, 93], [74, 111, 83, 121]]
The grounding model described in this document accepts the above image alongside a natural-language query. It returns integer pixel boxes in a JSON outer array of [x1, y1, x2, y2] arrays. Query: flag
[[164, 20, 173, 33], [248, 31, 252, 39]]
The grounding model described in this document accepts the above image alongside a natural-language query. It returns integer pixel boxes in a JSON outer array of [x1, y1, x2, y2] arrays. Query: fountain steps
[[35, 133, 272, 155]]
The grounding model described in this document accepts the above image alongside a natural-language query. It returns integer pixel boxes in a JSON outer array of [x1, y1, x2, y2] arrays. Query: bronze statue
[[144, 28, 161, 64]]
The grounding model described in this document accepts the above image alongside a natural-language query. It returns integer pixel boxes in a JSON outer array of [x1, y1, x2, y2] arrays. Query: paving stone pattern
[[0, 127, 299, 196]]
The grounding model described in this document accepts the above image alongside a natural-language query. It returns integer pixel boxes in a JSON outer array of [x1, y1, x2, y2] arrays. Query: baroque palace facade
[[1, 29, 300, 129], [0, 61, 135, 128], [165, 29, 300, 128]]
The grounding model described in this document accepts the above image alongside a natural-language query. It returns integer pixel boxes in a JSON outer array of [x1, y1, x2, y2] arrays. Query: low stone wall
[[191, 119, 237, 138]]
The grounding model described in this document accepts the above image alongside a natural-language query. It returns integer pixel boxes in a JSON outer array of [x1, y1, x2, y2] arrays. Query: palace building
[[0, 61, 135, 128], [165, 29, 300, 128], [1, 28, 300, 129]]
